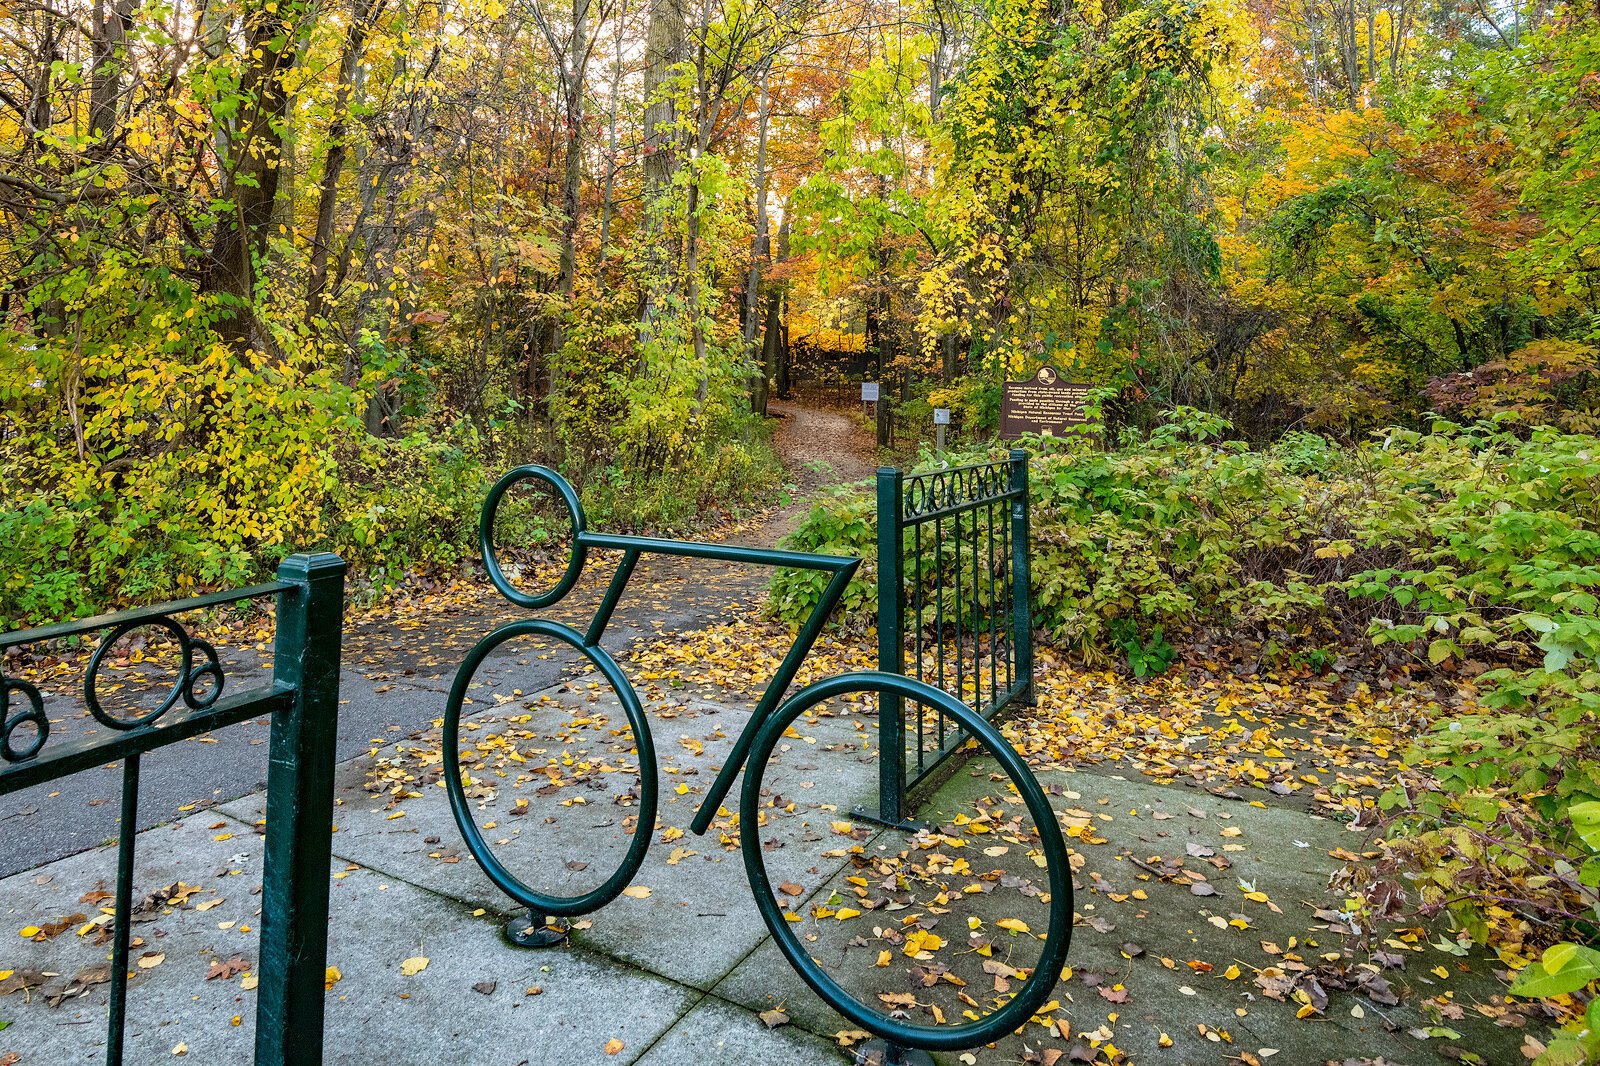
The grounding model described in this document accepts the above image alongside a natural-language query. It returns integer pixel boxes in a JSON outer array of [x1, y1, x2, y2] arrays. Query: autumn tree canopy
[[2, 0, 1598, 614]]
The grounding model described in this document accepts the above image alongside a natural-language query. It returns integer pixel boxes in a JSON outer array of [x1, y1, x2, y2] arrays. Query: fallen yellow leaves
[[622, 886, 652, 899], [400, 956, 429, 976], [902, 929, 943, 958], [604, 1039, 624, 1054]]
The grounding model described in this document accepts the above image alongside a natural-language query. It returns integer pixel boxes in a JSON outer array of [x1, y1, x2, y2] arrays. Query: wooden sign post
[[1000, 366, 1090, 438]]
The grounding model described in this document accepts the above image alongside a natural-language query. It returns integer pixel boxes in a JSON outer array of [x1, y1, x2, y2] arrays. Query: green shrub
[[767, 414, 1600, 961], [769, 487, 877, 628], [585, 419, 785, 532], [327, 424, 489, 588]]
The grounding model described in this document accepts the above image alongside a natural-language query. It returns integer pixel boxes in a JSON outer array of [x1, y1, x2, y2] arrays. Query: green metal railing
[[0, 554, 345, 1066], [869, 449, 1033, 826]]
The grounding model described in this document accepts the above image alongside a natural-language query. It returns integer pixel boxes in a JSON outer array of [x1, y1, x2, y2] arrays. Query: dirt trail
[[767, 399, 877, 489], [733, 398, 878, 546]]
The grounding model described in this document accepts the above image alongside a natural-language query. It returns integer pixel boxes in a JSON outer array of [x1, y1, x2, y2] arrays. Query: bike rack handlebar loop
[[480, 465, 590, 610]]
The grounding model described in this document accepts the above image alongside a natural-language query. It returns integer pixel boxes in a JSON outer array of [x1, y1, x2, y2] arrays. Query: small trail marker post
[[861, 380, 879, 422], [932, 407, 950, 455]]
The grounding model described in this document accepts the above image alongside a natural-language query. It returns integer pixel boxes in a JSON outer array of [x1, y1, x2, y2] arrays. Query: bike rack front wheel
[[444, 619, 658, 942], [740, 671, 1073, 1054]]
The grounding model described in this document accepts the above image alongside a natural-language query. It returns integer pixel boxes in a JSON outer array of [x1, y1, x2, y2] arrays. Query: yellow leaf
[[18, 926, 39, 938], [1223, 965, 1241, 980], [325, 966, 342, 990], [139, 953, 165, 969], [876, 951, 891, 967], [400, 956, 430, 976], [1431, 965, 1449, 980], [835, 908, 861, 920], [604, 1039, 624, 1055], [997, 918, 1031, 934], [623, 886, 652, 899]]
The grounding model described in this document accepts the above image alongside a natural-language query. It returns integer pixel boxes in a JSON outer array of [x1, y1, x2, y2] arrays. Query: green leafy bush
[[770, 414, 1600, 985], [769, 487, 878, 628]]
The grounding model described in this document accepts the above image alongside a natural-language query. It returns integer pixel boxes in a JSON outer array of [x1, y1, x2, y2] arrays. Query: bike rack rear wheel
[[740, 670, 1072, 1056], [444, 619, 658, 945]]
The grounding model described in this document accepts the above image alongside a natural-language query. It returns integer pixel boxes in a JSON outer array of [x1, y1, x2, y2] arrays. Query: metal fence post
[[256, 552, 346, 1066], [1009, 450, 1034, 704], [875, 466, 906, 824]]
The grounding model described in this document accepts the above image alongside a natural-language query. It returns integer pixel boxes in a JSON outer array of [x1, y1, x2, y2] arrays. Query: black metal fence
[[866, 451, 1033, 825], [0, 553, 345, 1066]]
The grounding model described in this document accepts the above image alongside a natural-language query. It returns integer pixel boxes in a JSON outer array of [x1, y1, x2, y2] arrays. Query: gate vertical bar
[[255, 552, 346, 1066], [875, 466, 906, 824], [1008, 449, 1034, 704], [104, 754, 140, 1066]]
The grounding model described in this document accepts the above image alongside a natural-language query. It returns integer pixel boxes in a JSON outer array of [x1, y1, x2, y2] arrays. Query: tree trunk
[[642, 0, 687, 197], [89, 0, 137, 152], [638, 0, 689, 356], [204, 0, 303, 350], [598, 0, 628, 265], [743, 65, 772, 415], [308, 0, 387, 323], [553, 0, 590, 347]]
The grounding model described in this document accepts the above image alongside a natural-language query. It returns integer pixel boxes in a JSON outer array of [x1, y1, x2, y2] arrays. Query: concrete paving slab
[[0, 810, 699, 1066], [1, 672, 1541, 1066], [633, 994, 848, 1066]]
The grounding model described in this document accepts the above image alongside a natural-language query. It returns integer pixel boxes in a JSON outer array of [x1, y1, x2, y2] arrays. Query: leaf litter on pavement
[[0, 544, 1552, 1065], [328, 592, 1551, 1064]]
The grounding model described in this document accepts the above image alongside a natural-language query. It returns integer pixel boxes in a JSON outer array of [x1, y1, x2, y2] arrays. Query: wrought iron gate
[[867, 449, 1034, 826]]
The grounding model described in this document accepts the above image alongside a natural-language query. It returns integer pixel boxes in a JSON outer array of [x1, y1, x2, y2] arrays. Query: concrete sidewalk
[[0, 670, 1534, 1066]]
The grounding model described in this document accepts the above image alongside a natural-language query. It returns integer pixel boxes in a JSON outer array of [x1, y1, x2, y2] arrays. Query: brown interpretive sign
[[1000, 366, 1091, 437]]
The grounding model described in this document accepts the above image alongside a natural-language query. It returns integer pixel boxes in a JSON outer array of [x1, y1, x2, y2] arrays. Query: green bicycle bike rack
[[445, 467, 1072, 1061]]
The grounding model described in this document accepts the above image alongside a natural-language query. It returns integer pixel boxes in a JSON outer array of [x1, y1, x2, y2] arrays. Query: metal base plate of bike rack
[[503, 910, 568, 948], [855, 1040, 936, 1066]]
